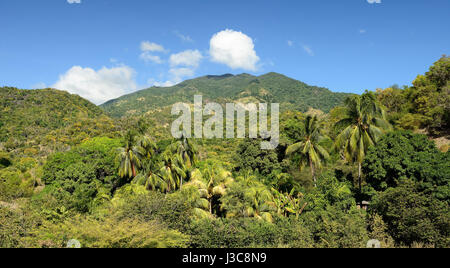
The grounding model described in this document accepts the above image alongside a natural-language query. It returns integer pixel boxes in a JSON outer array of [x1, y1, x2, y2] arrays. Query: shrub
[[363, 131, 450, 201], [370, 179, 449, 247], [26, 215, 188, 248]]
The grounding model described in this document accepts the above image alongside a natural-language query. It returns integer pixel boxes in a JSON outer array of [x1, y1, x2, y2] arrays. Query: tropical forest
[[1, 55, 449, 248]]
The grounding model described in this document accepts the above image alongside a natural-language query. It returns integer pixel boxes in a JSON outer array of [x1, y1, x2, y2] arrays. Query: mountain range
[[101, 72, 352, 118], [0, 72, 353, 155]]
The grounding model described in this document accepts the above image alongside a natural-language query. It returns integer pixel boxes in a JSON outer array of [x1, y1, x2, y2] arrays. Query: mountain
[[0, 87, 116, 156], [101, 72, 353, 117]]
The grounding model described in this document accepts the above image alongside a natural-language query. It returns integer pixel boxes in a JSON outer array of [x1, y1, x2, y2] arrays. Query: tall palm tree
[[159, 153, 187, 192], [168, 135, 197, 168], [183, 167, 233, 216], [133, 159, 165, 192], [286, 115, 330, 186], [244, 186, 274, 222], [203, 167, 234, 214], [335, 92, 391, 191], [182, 169, 211, 218], [117, 131, 145, 179], [138, 134, 157, 159]]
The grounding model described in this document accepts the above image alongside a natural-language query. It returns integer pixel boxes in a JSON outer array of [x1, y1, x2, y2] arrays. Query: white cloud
[[367, 0, 381, 4], [209, 29, 260, 71], [359, 29, 367, 34], [287, 40, 294, 47], [169, 50, 202, 67], [170, 67, 195, 78], [53, 65, 137, 104], [149, 50, 202, 87], [302, 45, 314, 56], [139, 41, 166, 64], [149, 79, 176, 88], [140, 41, 165, 52], [67, 0, 81, 3], [174, 31, 193, 43], [149, 67, 196, 88], [140, 53, 163, 64]]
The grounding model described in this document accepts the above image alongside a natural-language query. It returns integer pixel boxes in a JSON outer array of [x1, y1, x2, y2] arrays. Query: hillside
[[101, 72, 352, 117], [0, 87, 117, 156]]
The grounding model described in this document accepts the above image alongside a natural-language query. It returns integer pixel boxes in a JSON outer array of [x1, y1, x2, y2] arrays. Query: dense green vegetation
[[101, 72, 352, 117], [0, 87, 119, 157], [376, 56, 449, 136], [0, 56, 448, 248]]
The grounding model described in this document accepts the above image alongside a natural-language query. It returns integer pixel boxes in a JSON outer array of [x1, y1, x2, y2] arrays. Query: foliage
[[363, 131, 450, 201], [187, 217, 314, 248], [335, 91, 391, 193], [370, 179, 449, 247], [234, 138, 282, 176], [0, 206, 38, 248], [101, 72, 352, 118], [0, 152, 12, 169], [27, 214, 188, 248], [376, 55, 450, 134], [220, 178, 274, 222], [1, 58, 448, 248], [40, 137, 122, 212], [0, 167, 35, 201], [286, 115, 330, 185], [0, 87, 116, 157]]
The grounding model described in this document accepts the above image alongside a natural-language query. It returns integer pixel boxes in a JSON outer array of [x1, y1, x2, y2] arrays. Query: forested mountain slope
[[0, 87, 117, 156], [101, 72, 352, 117]]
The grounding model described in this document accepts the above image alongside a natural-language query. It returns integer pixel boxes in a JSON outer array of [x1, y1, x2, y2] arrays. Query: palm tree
[[235, 170, 258, 187], [159, 153, 187, 192], [117, 131, 145, 179], [286, 115, 330, 187], [168, 135, 197, 168], [181, 167, 233, 217], [203, 167, 234, 214], [138, 134, 157, 159], [244, 186, 274, 222], [133, 159, 165, 192], [335, 92, 391, 192], [182, 169, 210, 217]]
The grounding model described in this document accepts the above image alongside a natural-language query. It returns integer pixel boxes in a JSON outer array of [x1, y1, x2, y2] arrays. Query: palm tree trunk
[[131, 163, 136, 178], [209, 198, 212, 214], [358, 162, 362, 192], [310, 159, 316, 187]]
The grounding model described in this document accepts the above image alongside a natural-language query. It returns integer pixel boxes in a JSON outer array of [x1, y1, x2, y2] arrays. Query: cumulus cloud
[[148, 67, 196, 88], [53, 65, 137, 104], [169, 50, 202, 67], [140, 53, 163, 64], [140, 41, 165, 52], [170, 67, 195, 79], [367, 0, 381, 3], [148, 49, 203, 87], [209, 29, 260, 71], [139, 41, 166, 64]]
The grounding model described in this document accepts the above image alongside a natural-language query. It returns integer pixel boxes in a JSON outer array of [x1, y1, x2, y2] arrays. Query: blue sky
[[0, 0, 449, 104]]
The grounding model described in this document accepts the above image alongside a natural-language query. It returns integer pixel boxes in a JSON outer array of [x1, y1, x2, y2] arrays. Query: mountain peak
[[101, 72, 352, 117]]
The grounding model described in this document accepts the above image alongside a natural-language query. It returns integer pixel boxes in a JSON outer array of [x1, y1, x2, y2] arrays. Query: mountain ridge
[[0, 87, 116, 156], [101, 72, 353, 117]]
